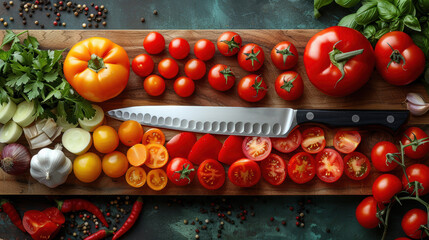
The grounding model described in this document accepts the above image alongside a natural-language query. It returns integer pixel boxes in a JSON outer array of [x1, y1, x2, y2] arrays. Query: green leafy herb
[[378, 0, 400, 21], [335, 0, 360, 8], [355, 2, 379, 25], [403, 15, 421, 31], [338, 13, 362, 30], [314, 0, 333, 19]]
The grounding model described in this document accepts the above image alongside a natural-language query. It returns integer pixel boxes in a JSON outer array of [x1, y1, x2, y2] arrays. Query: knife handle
[[296, 109, 409, 132]]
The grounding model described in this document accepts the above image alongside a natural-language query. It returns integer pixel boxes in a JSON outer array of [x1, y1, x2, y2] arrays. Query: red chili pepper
[[112, 197, 143, 240], [0, 199, 25, 232], [84, 229, 114, 240], [56, 199, 108, 227]]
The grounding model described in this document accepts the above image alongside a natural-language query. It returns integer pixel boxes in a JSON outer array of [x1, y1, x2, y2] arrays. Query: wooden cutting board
[[1, 30, 428, 195]]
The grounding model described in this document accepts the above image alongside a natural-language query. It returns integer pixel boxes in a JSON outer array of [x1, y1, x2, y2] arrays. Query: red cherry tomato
[[169, 38, 190, 59], [208, 64, 235, 91], [166, 132, 197, 159], [315, 148, 344, 183], [344, 152, 371, 181], [402, 208, 428, 239], [158, 58, 179, 79], [237, 74, 267, 102], [260, 154, 287, 186], [228, 159, 261, 188], [217, 31, 242, 56], [301, 127, 326, 154], [355, 196, 383, 229], [188, 134, 222, 165], [400, 127, 429, 159], [271, 41, 298, 70], [143, 75, 165, 96], [372, 173, 402, 203], [194, 39, 215, 61], [271, 128, 302, 153], [218, 136, 245, 165], [184, 59, 206, 80], [333, 130, 361, 154], [197, 159, 225, 190], [174, 76, 195, 97], [242, 136, 272, 161], [402, 164, 429, 196], [131, 54, 154, 77], [143, 31, 165, 54], [166, 157, 196, 186], [274, 71, 303, 101], [238, 43, 265, 72], [371, 141, 399, 172], [287, 152, 316, 184]]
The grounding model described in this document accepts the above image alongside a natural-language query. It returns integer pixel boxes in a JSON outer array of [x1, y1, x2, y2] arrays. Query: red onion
[[0, 143, 31, 175]]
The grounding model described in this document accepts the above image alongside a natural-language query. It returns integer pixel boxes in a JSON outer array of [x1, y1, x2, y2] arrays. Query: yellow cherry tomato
[[125, 166, 146, 188], [102, 151, 129, 178], [118, 120, 144, 146], [147, 169, 168, 191], [73, 152, 102, 183], [93, 125, 119, 153]]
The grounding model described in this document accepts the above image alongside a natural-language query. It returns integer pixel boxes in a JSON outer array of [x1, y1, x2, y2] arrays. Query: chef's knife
[[107, 106, 409, 138]]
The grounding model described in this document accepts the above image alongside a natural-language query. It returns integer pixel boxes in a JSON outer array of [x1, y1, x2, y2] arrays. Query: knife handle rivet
[[387, 115, 395, 123], [352, 115, 360, 123], [306, 112, 314, 120]]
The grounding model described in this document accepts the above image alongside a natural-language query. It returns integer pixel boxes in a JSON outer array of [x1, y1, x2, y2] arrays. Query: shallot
[[0, 143, 31, 175]]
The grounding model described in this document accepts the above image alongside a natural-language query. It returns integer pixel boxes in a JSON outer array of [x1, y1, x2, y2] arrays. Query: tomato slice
[[197, 159, 226, 190], [315, 148, 344, 183], [218, 136, 245, 165], [42, 207, 65, 225], [188, 134, 222, 165], [147, 169, 168, 191], [260, 154, 287, 186], [344, 152, 370, 181], [272, 128, 302, 153], [127, 144, 148, 167], [301, 127, 326, 154], [142, 128, 166, 145], [242, 137, 272, 161], [228, 159, 261, 187], [125, 166, 147, 188], [287, 152, 316, 184], [166, 132, 197, 158], [145, 143, 169, 168], [333, 130, 361, 154]]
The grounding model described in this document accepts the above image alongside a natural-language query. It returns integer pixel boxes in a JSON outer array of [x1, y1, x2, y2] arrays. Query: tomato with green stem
[[217, 31, 242, 57], [168, 38, 190, 59], [356, 196, 383, 229], [194, 39, 215, 61], [237, 74, 267, 102], [228, 159, 261, 187], [174, 76, 195, 97], [274, 71, 303, 101], [400, 127, 429, 160], [184, 59, 206, 80], [271, 41, 298, 70], [401, 208, 428, 239], [402, 164, 429, 196], [166, 157, 196, 186], [260, 154, 287, 186], [371, 141, 399, 172], [238, 43, 265, 72], [372, 174, 402, 203], [208, 64, 235, 91], [287, 152, 316, 184]]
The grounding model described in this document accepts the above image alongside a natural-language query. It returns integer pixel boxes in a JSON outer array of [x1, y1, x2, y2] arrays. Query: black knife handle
[[296, 109, 409, 132]]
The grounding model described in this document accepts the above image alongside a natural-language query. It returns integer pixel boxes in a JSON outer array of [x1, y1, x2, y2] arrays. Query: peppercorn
[[59, 1, 63, 5], [300, 223, 305, 228], [113, 227, 117, 231], [202, 225, 207, 230], [106, 212, 110, 217], [5, 5, 9, 9], [34, 20, 38, 25], [100, 5, 104, 9], [299, 213, 304, 217], [195, 229, 199, 233], [94, 23, 98, 28], [141, 17, 145, 22], [9, 17, 13, 21], [250, 212, 255, 217], [289, 207, 294, 211], [19, 12, 23, 17], [28, 14, 32, 18], [195, 235, 199, 239], [154, 206, 159, 210], [153, 9, 158, 15], [241, 216, 246, 220], [74, 11, 78, 16], [0, 18, 3, 22], [184, 220, 188, 225], [102, 21, 106, 26], [40, 24, 44, 28], [281, 221, 286, 225], [270, 217, 274, 222], [227, 211, 231, 215], [205, 219, 209, 223], [296, 216, 300, 220], [55, 17, 59, 21], [326, 228, 331, 233], [3, 22, 7, 26], [191, 221, 195, 225], [8, 1, 12, 5], [82, 23, 86, 28]]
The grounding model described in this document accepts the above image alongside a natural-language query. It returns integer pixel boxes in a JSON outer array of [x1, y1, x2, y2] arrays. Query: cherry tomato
[[158, 58, 179, 79], [217, 31, 242, 56], [197, 159, 225, 190], [188, 134, 222, 165], [184, 59, 206, 80], [166, 157, 196, 186], [402, 209, 427, 239], [143, 31, 165, 54], [208, 64, 235, 91], [287, 152, 316, 184], [402, 164, 429, 196], [401, 127, 429, 159], [333, 130, 361, 154], [169, 38, 190, 59], [301, 127, 326, 154], [145, 143, 169, 169], [142, 128, 165, 145], [237, 74, 267, 102], [127, 144, 148, 167], [315, 148, 344, 183], [166, 132, 197, 158], [102, 151, 129, 178], [371, 141, 399, 172], [271, 128, 302, 153], [274, 71, 303, 101], [125, 166, 146, 188], [73, 152, 102, 183], [147, 169, 168, 191], [260, 154, 287, 186], [242, 136, 272, 161], [118, 120, 144, 147], [93, 125, 119, 154], [271, 41, 298, 70], [344, 152, 371, 181], [228, 159, 261, 188], [174, 76, 195, 97], [238, 43, 265, 72], [355, 196, 382, 229], [143, 74, 165, 96], [372, 173, 402, 203], [131, 53, 154, 77], [194, 39, 215, 61], [218, 135, 245, 165]]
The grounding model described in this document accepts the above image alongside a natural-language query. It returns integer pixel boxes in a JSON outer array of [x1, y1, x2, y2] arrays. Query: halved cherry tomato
[[174, 76, 195, 97], [287, 152, 316, 184], [158, 58, 179, 79], [93, 126, 119, 154], [166, 157, 196, 186], [143, 32, 165, 54], [197, 159, 225, 190], [127, 144, 148, 167], [242, 137, 272, 161], [271, 128, 302, 153], [142, 128, 165, 145], [118, 120, 144, 147], [301, 127, 326, 154], [23, 210, 62, 240], [218, 135, 245, 165], [184, 59, 206, 80], [344, 152, 371, 181], [132, 53, 154, 77], [315, 148, 344, 183], [188, 134, 222, 165], [143, 75, 166, 96], [271, 41, 298, 70], [169, 38, 190, 59], [217, 31, 242, 57], [228, 159, 261, 188], [333, 130, 361, 154], [238, 43, 265, 72], [147, 169, 168, 191], [145, 144, 169, 168], [194, 39, 215, 61], [260, 154, 287, 186], [166, 132, 197, 158], [102, 151, 129, 178], [125, 166, 146, 188]]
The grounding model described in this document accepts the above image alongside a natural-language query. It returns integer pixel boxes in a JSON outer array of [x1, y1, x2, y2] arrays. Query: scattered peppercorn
[[270, 217, 274, 222], [195, 234, 199, 239], [276, 227, 280, 232], [154, 205, 159, 210], [281, 221, 286, 225], [326, 228, 331, 233], [153, 9, 158, 15], [34, 20, 38, 25], [184, 220, 188, 225], [82, 23, 86, 28], [300, 223, 305, 228], [9, 17, 13, 21], [295, 222, 300, 226], [141, 17, 145, 22], [299, 212, 304, 217], [3, 22, 7, 26]]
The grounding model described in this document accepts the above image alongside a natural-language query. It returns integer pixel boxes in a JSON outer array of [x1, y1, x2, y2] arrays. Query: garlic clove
[[405, 93, 429, 116], [406, 93, 428, 106]]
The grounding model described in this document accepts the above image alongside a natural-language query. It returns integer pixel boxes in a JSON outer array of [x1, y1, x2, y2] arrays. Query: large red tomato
[[303, 26, 375, 97]]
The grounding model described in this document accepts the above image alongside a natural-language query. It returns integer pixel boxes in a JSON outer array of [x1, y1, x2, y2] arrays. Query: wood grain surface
[[0, 30, 427, 195]]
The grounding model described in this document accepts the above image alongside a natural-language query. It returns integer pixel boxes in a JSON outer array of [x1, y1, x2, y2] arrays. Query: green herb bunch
[[0, 30, 95, 124]]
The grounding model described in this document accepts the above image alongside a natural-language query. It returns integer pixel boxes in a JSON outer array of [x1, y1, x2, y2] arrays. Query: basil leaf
[[338, 13, 361, 30], [355, 2, 379, 25], [390, 18, 405, 31], [335, 0, 360, 8], [374, 28, 391, 39], [378, 0, 400, 21], [376, 20, 389, 29], [363, 25, 377, 39], [394, 0, 414, 16], [418, 0, 429, 12], [314, 0, 334, 18], [404, 15, 421, 31], [411, 33, 429, 58]]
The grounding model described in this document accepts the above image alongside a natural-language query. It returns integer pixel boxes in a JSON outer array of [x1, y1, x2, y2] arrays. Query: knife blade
[[107, 106, 409, 138]]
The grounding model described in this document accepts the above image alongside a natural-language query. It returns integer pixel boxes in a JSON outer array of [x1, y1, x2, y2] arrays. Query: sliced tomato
[[228, 159, 261, 187], [315, 148, 344, 183], [147, 169, 168, 191], [301, 127, 326, 154], [42, 207, 65, 225], [218, 136, 245, 165], [166, 132, 197, 158], [260, 154, 287, 186], [242, 136, 272, 161], [333, 130, 361, 154], [188, 134, 222, 165], [145, 144, 169, 168], [272, 128, 302, 153], [125, 166, 147, 188], [287, 152, 316, 184], [142, 128, 165, 145], [344, 152, 371, 180], [197, 159, 225, 190]]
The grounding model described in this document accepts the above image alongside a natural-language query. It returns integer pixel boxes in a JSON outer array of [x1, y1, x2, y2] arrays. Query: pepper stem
[[88, 54, 107, 73]]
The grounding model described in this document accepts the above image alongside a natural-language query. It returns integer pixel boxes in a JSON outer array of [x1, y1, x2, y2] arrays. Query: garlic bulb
[[404, 93, 429, 116]]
